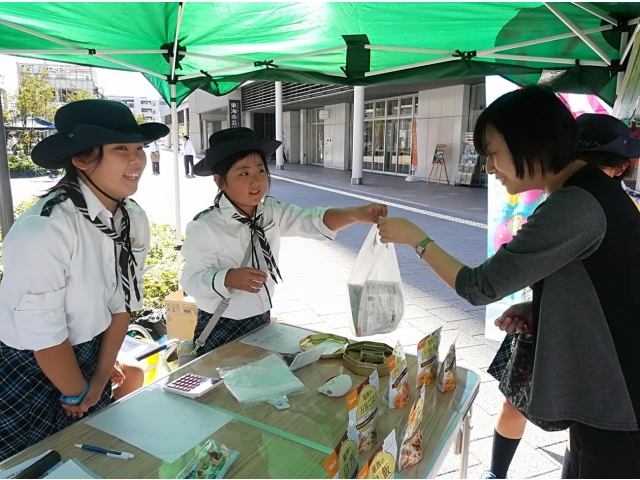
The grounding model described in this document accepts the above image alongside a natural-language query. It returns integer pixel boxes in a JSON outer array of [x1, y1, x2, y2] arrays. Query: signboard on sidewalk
[[229, 100, 241, 128]]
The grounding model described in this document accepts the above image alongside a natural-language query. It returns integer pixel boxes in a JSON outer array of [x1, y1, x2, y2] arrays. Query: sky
[[0, 54, 161, 99]]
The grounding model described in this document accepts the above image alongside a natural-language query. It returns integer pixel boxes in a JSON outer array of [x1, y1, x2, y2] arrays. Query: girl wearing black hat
[[378, 88, 640, 478], [0, 99, 169, 461], [180, 127, 387, 357]]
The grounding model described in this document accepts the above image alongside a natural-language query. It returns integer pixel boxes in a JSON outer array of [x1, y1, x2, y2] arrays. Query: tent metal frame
[[1, 2, 639, 240]]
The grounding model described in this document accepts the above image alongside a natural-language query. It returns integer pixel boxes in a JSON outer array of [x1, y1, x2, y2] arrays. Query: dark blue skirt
[[0, 335, 113, 462], [193, 310, 271, 356]]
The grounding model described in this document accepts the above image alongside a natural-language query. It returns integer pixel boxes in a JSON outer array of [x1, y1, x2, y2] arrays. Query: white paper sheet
[[239, 322, 315, 353], [86, 386, 232, 463], [45, 459, 99, 479], [318, 339, 346, 355]]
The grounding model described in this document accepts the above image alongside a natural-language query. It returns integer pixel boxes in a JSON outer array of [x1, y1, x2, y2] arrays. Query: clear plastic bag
[[178, 440, 239, 479], [347, 225, 405, 337], [218, 353, 307, 409]]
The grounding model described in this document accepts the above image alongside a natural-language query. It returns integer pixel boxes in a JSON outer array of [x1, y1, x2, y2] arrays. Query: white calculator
[[163, 373, 224, 399]]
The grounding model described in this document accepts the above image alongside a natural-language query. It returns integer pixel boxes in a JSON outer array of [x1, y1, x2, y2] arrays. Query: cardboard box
[[164, 290, 198, 341]]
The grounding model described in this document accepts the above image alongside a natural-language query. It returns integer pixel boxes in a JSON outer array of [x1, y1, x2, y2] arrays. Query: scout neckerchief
[[222, 194, 282, 284], [42, 176, 140, 314]]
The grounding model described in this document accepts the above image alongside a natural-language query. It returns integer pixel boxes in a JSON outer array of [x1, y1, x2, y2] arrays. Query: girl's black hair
[[213, 150, 270, 206], [474, 85, 579, 179], [40, 146, 104, 198], [580, 150, 631, 179]]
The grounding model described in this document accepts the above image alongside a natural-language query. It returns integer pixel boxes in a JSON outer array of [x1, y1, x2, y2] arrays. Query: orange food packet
[[416, 327, 441, 387], [347, 370, 380, 453], [385, 341, 410, 409]]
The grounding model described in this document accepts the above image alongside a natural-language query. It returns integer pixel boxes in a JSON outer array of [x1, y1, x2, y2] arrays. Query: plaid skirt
[[487, 333, 518, 381], [193, 309, 271, 356], [0, 335, 113, 462]]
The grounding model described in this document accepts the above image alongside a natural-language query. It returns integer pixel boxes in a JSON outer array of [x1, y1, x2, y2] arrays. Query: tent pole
[[0, 93, 14, 239], [476, 52, 606, 67], [618, 31, 630, 96], [351, 86, 365, 185], [571, 2, 618, 26], [170, 83, 182, 246], [0, 49, 167, 55], [170, 2, 185, 80], [365, 56, 460, 77], [621, 23, 640, 65], [275, 81, 284, 170], [544, 2, 611, 65]]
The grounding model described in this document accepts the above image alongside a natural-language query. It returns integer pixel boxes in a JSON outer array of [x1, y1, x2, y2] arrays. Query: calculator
[[163, 374, 224, 399]]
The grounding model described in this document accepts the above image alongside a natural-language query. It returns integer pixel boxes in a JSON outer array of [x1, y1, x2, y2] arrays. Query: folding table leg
[[457, 405, 472, 479]]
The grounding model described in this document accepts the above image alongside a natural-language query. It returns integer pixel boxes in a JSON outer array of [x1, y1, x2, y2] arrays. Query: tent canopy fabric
[[1, 2, 639, 107]]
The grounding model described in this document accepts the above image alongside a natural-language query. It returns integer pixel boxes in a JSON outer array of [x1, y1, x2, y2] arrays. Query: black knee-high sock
[[560, 448, 572, 479], [490, 430, 521, 478]]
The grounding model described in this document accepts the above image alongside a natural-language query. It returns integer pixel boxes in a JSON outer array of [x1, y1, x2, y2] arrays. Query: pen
[[74, 444, 135, 459]]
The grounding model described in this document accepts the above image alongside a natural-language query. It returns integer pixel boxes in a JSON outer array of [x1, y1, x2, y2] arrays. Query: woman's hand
[[355, 204, 388, 224], [495, 302, 533, 334], [377, 217, 428, 248], [225, 268, 268, 293], [61, 374, 107, 418]]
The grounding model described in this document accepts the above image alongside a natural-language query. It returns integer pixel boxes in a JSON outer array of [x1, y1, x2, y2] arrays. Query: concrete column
[[284, 111, 301, 163], [351, 86, 365, 185], [275, 81, 284, 170], [300, 109, 307, 164], [244, 111, 253, 130]]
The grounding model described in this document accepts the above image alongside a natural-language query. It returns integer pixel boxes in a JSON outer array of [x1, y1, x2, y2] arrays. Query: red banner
[[411, 117, 418, 168]]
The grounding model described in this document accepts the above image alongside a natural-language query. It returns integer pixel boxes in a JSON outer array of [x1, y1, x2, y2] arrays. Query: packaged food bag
[[178, 439, 239, 479], [347, 225, 405, 337], [347, 370, 380, 453], [399, 385, 426, 471], [324, 425, 360, 479], [437, 341, 457, 393], [357, 429, 398, 479], [384, 341, 410, 410], [416, 327, 442, 388]]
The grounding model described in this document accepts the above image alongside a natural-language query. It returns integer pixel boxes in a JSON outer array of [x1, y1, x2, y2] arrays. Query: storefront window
[[362, 94, 417, 176], [364, 102, 374, 119], [306, 108, 324, 165]]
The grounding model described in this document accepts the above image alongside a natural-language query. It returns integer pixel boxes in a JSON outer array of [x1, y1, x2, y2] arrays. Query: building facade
[[107, 95, 165, 123], [165, 79, 487, 184], [17, 63, 102, 104]]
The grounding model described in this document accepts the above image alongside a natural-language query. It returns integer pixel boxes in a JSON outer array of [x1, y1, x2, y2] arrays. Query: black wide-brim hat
[[193, 127, 281, 177], [577, 113, 640, 158], [31, 99, 170, 169]]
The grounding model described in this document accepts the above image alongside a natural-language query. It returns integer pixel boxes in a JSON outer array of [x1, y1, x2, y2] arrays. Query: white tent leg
[[275, 81, 284, 170], [618, 32, 630, 96], [0, 93, 14, 238], [170, 83, 182, 245], [351, 86, 365, 185]]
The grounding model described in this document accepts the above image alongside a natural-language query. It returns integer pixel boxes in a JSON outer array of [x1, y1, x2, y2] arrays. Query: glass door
[[363, 121, 373, 170], [397, 118, 412, 175], [373, 120, 385, 171], [385, 118, 398, 173]]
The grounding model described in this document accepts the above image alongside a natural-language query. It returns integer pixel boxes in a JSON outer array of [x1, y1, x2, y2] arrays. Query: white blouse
[[0, 180, 150, 351], [180, 195, 336, 319]]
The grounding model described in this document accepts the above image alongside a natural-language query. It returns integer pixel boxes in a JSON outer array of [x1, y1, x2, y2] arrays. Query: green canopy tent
[[1, 1, 640, 241]]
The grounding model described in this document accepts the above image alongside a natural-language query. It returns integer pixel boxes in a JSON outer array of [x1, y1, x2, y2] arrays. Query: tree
[[65, 88, 93, 103], [134, 113, 147, 125], [15, 66, 56, 153]]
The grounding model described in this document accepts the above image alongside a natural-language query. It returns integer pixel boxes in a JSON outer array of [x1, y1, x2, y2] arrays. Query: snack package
[[416, 327, 442, 388], [324, 425, 360, 479], [347, 225, 405, 337], [399, 385, 426, 471], [357, 429, 398, 479], [179, 440, 239, 479], [347, 370, 380, 453], [385, 341, 410, 410], [437, 341, 457, 393]]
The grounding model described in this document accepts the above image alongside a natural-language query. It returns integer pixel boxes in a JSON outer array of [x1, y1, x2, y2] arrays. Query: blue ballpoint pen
[[74, 444, 135, 459]]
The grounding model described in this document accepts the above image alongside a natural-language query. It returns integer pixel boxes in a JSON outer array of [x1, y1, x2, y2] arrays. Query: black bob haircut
[[474, 85, 579, 179], [213, 150, 271, 206]]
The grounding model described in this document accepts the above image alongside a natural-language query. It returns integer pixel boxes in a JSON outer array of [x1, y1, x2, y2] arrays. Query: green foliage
[[65, 88, 94, 103], [8, 152, 53, 178], [134, 113, 147, 125], [140, 221, 183, 311]]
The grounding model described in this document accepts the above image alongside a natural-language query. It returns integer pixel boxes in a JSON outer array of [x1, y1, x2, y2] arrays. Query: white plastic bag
[[347, 225, 405, 337]]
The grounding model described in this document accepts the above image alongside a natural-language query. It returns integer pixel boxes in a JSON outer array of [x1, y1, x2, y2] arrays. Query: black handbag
[[498, 334, 573, 432]]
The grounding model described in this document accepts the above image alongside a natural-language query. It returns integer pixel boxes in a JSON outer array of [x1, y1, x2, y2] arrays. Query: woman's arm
[[378, 187, 607, 306]]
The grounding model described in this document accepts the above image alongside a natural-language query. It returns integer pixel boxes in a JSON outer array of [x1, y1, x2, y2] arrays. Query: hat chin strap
[[79, 170, 125, 207]]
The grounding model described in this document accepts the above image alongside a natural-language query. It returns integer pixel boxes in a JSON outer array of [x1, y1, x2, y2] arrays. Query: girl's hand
[[110, 360, 126, 388], [356, 204, 388, 224], [377, 217, 427, 248], [225, 268, 268, 293], [78, 374, 109, 412]]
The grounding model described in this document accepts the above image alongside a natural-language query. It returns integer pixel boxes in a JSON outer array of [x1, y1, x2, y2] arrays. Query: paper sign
[[239, 322, 315, 354]]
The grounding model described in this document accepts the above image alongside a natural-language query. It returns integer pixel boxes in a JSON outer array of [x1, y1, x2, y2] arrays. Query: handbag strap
[[192, 238, 255, 354]]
